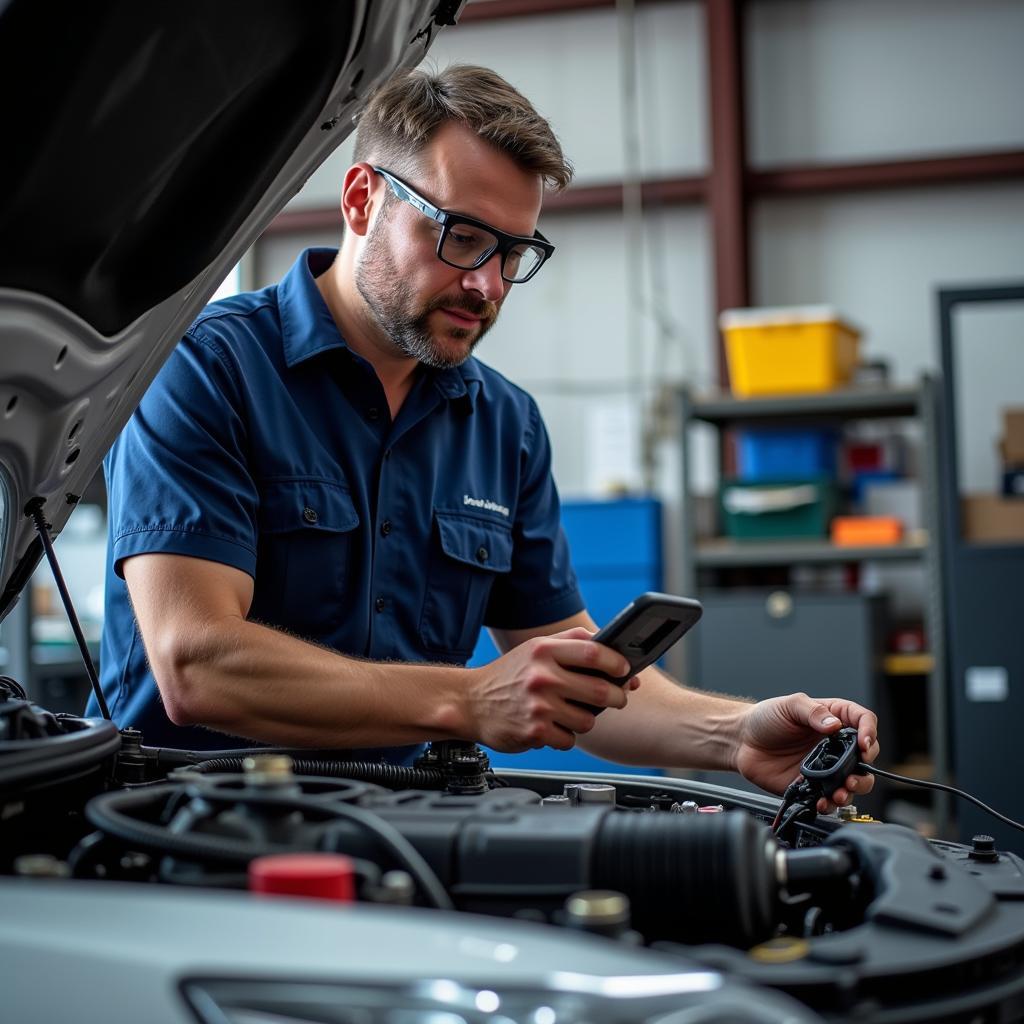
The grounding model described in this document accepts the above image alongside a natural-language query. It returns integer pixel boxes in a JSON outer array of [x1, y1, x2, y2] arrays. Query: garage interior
[[4, 0, 1023, 853]]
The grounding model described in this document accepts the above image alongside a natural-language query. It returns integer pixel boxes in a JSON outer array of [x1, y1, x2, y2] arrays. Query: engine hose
[[182, 757, 448, 790], [0, 676, 29, 701], [85, 784, 309, 864], [84, 783, 454, 910], [784, 846, 854, 890], [593, 809, 780, 947]]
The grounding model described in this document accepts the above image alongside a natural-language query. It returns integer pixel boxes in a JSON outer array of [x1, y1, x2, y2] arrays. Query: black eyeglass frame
[[371, 166, 555, 284]]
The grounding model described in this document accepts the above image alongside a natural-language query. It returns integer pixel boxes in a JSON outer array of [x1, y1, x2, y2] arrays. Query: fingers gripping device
[[773, 727, 868, 839]]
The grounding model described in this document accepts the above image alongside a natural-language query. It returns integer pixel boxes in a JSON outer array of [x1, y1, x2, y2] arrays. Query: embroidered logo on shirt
[[464, 494, 510, 518]]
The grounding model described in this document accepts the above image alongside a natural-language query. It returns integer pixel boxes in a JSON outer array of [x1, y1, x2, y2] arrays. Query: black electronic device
[[799, 727, 867, 798], [772, 728, 870, 839], [573, 593, 702, 715]]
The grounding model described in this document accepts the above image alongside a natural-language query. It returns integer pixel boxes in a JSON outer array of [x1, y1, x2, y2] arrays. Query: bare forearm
[[128, 556, 637, 754], [579, 665, 752, 770], [155, 614, 470, 748]]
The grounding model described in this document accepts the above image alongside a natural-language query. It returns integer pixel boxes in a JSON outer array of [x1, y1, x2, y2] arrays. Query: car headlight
[[181, 972, 734, 1024]]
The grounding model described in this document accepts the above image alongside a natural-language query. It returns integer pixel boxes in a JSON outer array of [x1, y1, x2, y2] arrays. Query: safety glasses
[[372, 166, 555, 284]]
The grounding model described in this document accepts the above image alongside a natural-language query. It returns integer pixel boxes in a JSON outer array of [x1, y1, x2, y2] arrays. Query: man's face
[[355, 122, 545, 369]]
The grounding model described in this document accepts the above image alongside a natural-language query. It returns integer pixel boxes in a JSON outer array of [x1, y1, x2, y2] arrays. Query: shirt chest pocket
[[254, 479, 360, 636], [419, 509, 513, 659]]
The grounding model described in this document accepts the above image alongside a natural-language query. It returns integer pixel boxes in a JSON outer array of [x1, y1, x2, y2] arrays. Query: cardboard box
[[962, 494, 1024, 544], [1001, 408, 1024, 465]]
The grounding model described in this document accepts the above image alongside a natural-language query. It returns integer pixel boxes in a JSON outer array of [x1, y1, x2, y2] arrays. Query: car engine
[[3, 675, 1024, 1024]]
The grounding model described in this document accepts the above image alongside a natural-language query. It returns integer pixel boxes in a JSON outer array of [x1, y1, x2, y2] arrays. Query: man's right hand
[[466, 626, 635, 752]]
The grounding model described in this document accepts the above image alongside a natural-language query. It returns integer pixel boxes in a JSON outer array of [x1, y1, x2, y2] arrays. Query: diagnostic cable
[[773, 727, 1024, 839]]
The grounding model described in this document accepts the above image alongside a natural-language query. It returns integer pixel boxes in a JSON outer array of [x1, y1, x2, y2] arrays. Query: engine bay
[[3, 676, 1024, 1024]]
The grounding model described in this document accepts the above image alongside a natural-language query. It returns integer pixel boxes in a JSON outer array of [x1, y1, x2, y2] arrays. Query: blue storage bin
[[560, 496, 662, 574], [468, 497, 664, 777], [851, 468, 901, 506], [736, 428, 838, 481]]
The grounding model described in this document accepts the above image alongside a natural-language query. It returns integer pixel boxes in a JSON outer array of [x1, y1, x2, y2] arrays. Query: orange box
[[831, 516, 904, 547]]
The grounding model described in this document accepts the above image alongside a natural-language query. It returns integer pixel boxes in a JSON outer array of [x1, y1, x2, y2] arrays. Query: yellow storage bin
[[720, 305, 861, 397]]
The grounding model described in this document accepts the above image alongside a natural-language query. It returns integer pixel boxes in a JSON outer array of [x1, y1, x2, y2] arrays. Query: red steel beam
[[705, 0, 749, 386], [262, 177, 705, 235], [543, 175, 706, 212], [263, 151, 1024, 237], [459, 0, 675, 21], [749, 149, 1024, 197]]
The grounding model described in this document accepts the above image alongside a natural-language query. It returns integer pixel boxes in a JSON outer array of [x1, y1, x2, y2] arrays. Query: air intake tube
[[449, 807, 781, 947], [593, 810, 780, 945]]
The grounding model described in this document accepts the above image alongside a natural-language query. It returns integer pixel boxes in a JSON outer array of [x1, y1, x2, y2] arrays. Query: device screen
[[625, 616, 680, 655]]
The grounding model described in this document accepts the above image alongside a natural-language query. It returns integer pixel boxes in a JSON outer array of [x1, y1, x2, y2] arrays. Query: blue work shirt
[[91, 248, 584, 757]]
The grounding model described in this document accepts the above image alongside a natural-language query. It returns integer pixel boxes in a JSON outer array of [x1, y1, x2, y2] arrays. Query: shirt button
[[375, 596, 386, 613], [383, 448, 392, 459], [476, 546, 489, 563], [380, 519, 392, 537], [302, 507, 318, 524], [367, 407, 380, 422]]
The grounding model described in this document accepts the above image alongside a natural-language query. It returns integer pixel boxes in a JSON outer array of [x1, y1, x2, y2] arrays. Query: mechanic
[[92, 65, 878, 810]]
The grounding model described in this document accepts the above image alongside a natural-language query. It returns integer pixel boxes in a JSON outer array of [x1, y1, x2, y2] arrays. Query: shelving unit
[[695, 537, 927, 568], [678, 376, 950, 835], [0, 610, 99, 714], [0, 486, 106, 714]]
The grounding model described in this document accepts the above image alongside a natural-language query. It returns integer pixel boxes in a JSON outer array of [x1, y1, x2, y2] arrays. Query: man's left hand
[[733, 694, 880, 812]]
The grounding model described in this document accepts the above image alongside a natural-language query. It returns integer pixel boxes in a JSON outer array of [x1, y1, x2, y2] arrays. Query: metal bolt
[[575, 783, 616, 804], [565, 890, 631, 932], [541, 795, 571, 808], [243, 754, 295, 784], [377, 871, 415, 906], [969, 834, 998, 863]]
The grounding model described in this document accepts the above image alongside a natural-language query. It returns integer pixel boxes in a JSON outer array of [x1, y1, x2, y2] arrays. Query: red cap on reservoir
[[248, 853, 357, 903]]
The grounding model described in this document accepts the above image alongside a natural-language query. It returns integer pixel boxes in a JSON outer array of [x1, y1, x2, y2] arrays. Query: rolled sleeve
[[105, 328, 259, 579]]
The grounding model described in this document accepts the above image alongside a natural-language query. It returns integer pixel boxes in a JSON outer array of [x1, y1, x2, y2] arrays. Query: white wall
[[953, 302, 1024, 495], [423, 3, 709, 184], [489, 205, 713, 494], [256, 0, 1024, 503], [752, 182, 1024, 380], [747, 0, 1024, 167]]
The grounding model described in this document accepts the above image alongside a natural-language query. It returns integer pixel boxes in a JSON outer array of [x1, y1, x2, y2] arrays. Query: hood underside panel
[[0, 0, 453, 618], [0, 2, 357, 336]]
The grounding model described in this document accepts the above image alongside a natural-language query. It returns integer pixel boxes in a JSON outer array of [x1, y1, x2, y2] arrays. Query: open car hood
[[0, 0, 461, 620]]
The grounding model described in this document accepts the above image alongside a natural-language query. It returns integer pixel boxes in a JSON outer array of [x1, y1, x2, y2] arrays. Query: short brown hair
[[354, 64, 573, 192]]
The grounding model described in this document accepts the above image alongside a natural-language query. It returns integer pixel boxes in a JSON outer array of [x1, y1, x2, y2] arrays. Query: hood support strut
[[25, 497, 110, 720]]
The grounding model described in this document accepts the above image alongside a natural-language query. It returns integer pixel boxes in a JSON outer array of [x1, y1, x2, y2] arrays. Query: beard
[[355, 216, 498, 369]]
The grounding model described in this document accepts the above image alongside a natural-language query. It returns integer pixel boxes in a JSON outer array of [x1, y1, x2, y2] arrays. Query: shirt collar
[[434, 358, 482, 414], [278, 247, 350, 369], [279, 247, 483, 413]]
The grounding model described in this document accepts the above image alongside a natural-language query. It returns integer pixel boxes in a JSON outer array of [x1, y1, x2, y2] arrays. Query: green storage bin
[[720, 478, 836, 540]]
